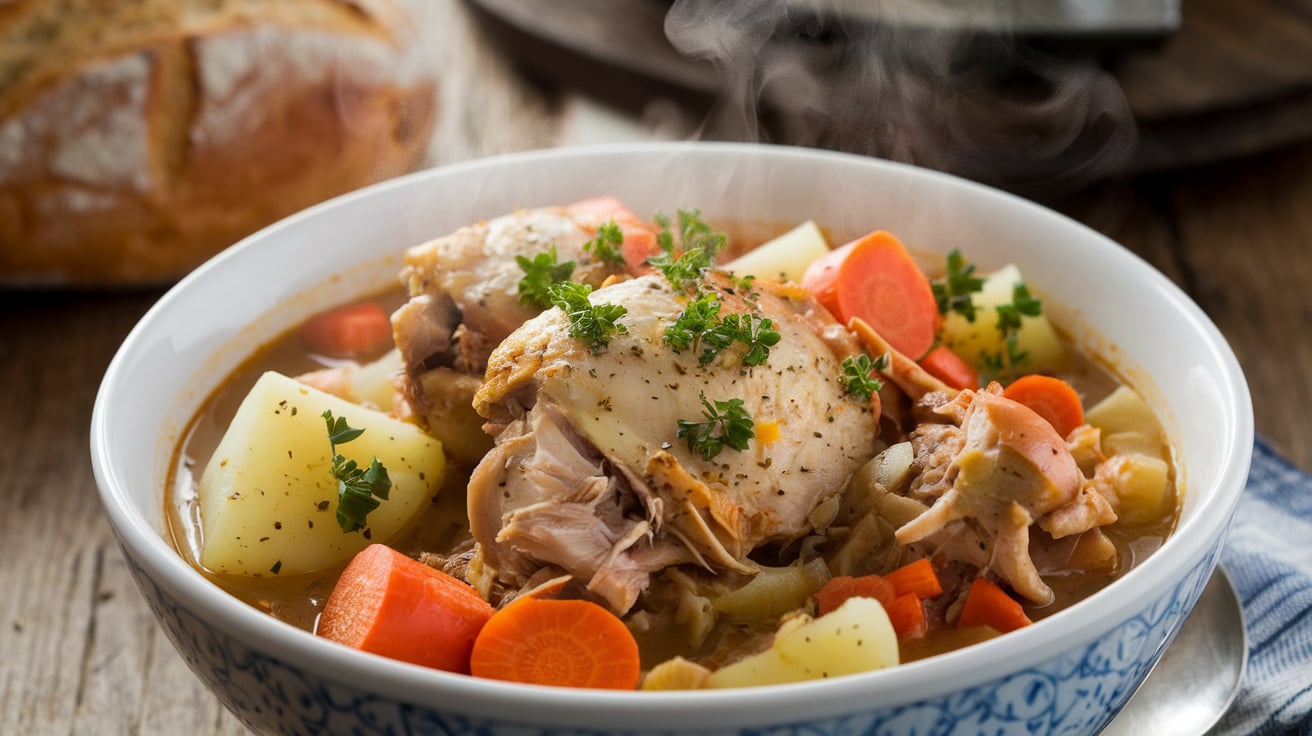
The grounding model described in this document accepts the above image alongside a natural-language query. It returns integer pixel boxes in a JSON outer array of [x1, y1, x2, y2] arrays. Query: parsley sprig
[[663, 291, 721, 352], [648, 210, 729, 291], [676, 394, 755, 460], [584, 220, 626, 267], [980, 282, 1043, 378], [840, 353, 889, 402], [548, 281, 628, 352], [516, 245, 576, 309], [932, 249, 985, 321], [322, 410, 392, 534], [702, 313, 780, 367], [663, 293, 780, 367]]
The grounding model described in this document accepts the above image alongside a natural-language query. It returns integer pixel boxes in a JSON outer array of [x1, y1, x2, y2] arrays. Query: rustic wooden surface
[[3, 1, 1311, 733]]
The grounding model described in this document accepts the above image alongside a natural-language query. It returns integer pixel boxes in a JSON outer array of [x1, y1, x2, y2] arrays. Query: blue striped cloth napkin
[[1215, 438, 1312, 735]]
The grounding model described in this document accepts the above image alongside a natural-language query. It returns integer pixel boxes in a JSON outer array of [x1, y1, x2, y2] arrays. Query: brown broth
[[166, 222, 1178, 665]]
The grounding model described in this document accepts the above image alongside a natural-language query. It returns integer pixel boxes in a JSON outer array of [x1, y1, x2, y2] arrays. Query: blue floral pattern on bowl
[[118, 538, 1220, 736]]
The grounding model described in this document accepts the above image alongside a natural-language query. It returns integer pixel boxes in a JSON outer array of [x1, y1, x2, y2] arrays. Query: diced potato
[[939, 264, 1069, 374], [713, 558, 831, 620], [198, 371, 445, 576], [642, 657, 712, 691], [1105, 453, 1171, 526], [1086, 386, 1169, 462], [705, 597, 899, 688], [724, 220, 830, 283]]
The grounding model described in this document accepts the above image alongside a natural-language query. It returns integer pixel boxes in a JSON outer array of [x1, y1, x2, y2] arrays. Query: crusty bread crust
[[0, 0, 437, 286]]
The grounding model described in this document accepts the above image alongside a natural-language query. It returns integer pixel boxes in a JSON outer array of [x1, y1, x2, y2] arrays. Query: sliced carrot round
[[1001, 374, 1085, 438], [470, 598, 640, 690], [317, 544, 495, 674], [801, 231, 939, 359]]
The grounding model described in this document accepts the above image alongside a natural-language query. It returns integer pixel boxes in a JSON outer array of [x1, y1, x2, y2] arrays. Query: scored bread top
[[0, 0, 437, 285]]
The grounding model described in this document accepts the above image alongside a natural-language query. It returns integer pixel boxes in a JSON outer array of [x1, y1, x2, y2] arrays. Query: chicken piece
[[467, 273, 879, 613], [392, 198, 656, 464], [895, 384, 1102, 605]]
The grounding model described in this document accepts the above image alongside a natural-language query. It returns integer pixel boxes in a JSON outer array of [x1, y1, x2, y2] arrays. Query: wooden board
[[468, 0, 1312, 177]]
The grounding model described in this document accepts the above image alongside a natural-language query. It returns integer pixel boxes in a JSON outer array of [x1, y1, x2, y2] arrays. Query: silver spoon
[[1102, 566, 1248, 735]]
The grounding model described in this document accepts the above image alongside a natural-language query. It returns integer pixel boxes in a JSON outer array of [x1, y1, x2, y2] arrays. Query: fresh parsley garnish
[[676, 394, 755, 460], [840, 353, 888, 402], [648, 210, 729, 291], [584, 220, 626, 267], [980, 282, 1043, 379], [322, 410, 392, 534], [548, 281, 628, 352], [663, 291, 722, 352], [516, 245, 576, 309], [932, 249, 985, 321], [663, 293, 780, 367], [648, 248, 715, 292], [701, 312, 780, 367]]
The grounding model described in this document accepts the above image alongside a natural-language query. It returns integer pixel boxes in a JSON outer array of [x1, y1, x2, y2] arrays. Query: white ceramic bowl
[[92, 143, 1252, 735]]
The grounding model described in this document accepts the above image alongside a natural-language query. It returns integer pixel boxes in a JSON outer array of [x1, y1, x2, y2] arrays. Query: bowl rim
[[91, 141, 1254, 729]]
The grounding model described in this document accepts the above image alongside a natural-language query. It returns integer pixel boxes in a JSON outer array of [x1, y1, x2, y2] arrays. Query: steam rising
[[665, 0, 1137, 198]]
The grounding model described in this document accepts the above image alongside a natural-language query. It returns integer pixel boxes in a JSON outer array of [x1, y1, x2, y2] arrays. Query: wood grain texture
[[2, 1, 1310, 734]]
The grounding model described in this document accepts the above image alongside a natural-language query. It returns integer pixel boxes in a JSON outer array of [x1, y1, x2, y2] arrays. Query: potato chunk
[[198, 371, 445, 576], [939, 264, 1069, 374], [705, 597, 898, 688], [724, 220, 830, 283]]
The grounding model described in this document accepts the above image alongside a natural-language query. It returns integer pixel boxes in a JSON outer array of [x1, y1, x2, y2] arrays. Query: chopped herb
[[676, 394, 755, 460], [648, 248, 715, 292], [980, 281, 1043, 379], [729, 273, 759, 299], [701, 313, 780, 367], [322, 410, 392, 534], [584, 220, 626, 267], [932, 249, 986, 321], [663, 291, 722, 352], [548, 281, 628, 352], [516, 245, 576, 309], [840, 353, 888, 402], [270, 560, 283, 575], [647, 209, 729, 291]]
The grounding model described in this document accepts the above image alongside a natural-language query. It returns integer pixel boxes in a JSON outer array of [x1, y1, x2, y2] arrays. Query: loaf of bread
[[0, 0, 438, 286]]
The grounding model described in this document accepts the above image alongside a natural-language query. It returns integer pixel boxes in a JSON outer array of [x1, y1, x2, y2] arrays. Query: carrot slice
[[1001, 374, 1085, 438], [812, 574, 895, 616], [885, 593, 927, 639], [883, 558, 944, 600], [918, 346, 980, 391], [801, 231, 940, 359], [317, 544, 495, 674], [299, 301, 393, 359], [470, 598, 641, 689], [958, 578, 1033, 633]]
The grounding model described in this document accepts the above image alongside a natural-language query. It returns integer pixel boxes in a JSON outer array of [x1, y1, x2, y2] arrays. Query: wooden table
[[3, 3, 1310, 732]]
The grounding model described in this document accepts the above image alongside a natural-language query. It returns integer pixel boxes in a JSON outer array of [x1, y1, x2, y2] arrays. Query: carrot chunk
[[812, 574, 895, 616], [958, 578, 1033, 633], [317, 544, 496, 674], [567, 196, 661, 275], [470, 598, 641, 690], [1001, 374, 1085, 438], [883, 558, 944, 600], [299, 301, 393, 359], [918, 346, 980, 390], [885, 593, 928, 640], [801, 230, 940, 359]]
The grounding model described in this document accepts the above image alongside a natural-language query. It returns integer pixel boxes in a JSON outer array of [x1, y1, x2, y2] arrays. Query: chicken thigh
[[466, 272, 880, 613]]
